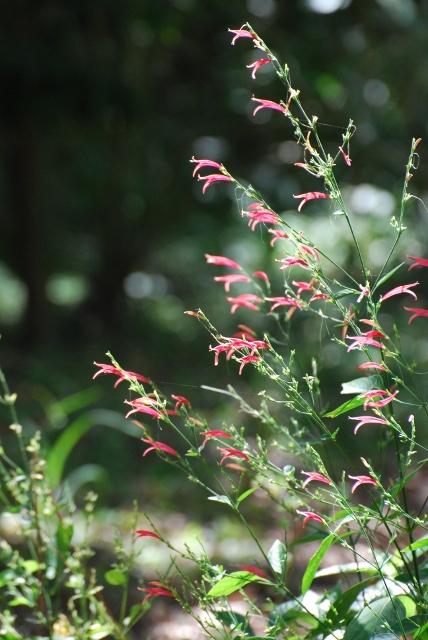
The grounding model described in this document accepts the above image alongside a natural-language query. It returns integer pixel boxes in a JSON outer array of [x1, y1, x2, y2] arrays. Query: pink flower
[[339, 146, 352, 166], [346, 336, 384, 352], [124, 398, 166, 420], [380, 282, 419, 302], [238, 354, 261, 374], [198, 173, 232, 193], [309, 293, 331, 302], [408, 255, 428, 270], [205, 254, 240, 270], [229, 26, 256, 45], [138, 584, 174, 605], [265, 296, 304, 313], [348, 415, 389, 434], [348, 475, 378, 493], [293, 192, 331, 212], [300, 244, 319, 259], [253, 271, 269, 283], [251, 97, 287, 116], [268, 229, 289, 246], [93, 362, 149, 387], [190, 157, 223, 176], [213, 274, 250, 291], [210, 336, 270, 365], [200, 430, 232, 448], [293, 280, 316, 295], [242, 206, 280, 230], [276, 257, 310, 270], [296, 510, 325, 527], [133, 530, 161, 540], [246, 58, 271, 79], [227, 293, 263, 313], [361, 390, 398, 409], [217, 447, 249, 465], [301, 471, 331, 488], [405, 307, 428, 324], [357, 285, 370, 303], [357, 361, 388, 372], [171, 394, 190, 411], [141, 438, 179, 458]]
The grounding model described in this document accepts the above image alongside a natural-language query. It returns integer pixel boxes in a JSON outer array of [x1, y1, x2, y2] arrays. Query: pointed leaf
[[268, 539, 287, 575], [341, 375, 378, 395], [207, 495, 233, 506], [343, 596, 406, 640], [402, 536, 428, 553], [373, 263, 405, 292], [329, 577, 376, 623], [206, 571, 261, 597], [324, 395, 366, 418], [237, 486, 259, 503], [302, 534, 335, 595]]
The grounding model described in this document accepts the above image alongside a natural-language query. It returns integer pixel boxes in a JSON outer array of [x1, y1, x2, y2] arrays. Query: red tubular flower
[[226, 293, 263, 313], [238, 354, 261, 374], [408, 255, 428, 270], [268, 229, 289, 246], [265, 297, 304, 313], [309, 293, 331, 302], [242, 208, 280, 230], [339, 146, 352, 166], [246, 58, 271, 79], [348, 475, 378, 493], [293, 192, 331, 212], [346, 336, 384, 352], [214, 274, 250, 292], [253, 271, 269, 283], [300, 244, 319, 259], [200, 430, 232, 448], [141, 438, 179, 458], [93, 362, 149, 387], [124, 398, 166, 420], [138, 584, 174, 605], [293, 280, 316, 295], [198, 173, 232, 193], [190, 157, 223, 176], [229, 26, 257, 45], [171, 394, 190, 411], [357, 361, 388, 372], [218, 447, 249, 465], [361, 390, 398, 409], [205, 254, 240, 270], [348, 415, 389, 434], [380, 282, 419, 302], [251, 97, 287, 116], [296, 510, 325, 527], [133, 530, 160, 540], [276, 257, 310, 270], [301, 471, 331, 488], [405, 307, 428, 324]]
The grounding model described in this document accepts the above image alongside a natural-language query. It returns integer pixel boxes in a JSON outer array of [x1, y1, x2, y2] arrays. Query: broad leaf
[[104, 569, 127, 586], [329, 577, 376, 623], [343, 596, 406, 640], [268, 539, 287, 575], [324, 395, 366, 418], [302, 534, 335, 595], [341, 375, 377, 395], [207, 495, 233, 506], [206, 571, 261, 597]]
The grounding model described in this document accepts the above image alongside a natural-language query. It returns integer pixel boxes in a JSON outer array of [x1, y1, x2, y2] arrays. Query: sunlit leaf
[[207, 495, 233, 506], [104, 569, 127, 586], [302, 534, 335, 595], [343, 596, 406, 640], [237, 486, 259, 503], [268, 539, 287, 575], [402, 536, 428, 553], [341, 375, 377, 395], [206, 571, 261, 597], [324, 395, 366, 418], [373, 263, 405, 292]]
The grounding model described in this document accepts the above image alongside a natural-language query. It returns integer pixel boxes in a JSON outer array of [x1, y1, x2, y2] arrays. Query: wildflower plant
[[99, 22, 428, 640]]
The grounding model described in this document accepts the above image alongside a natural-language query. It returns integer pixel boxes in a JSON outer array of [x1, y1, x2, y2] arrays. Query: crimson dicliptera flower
[[138, 584, 174, 605], [265, 297, 304, 313], [217, 447, 249, 465], [251, 97, 287, 116], [141, 438, 179, 458], [296, 510, 325, 527], [226, 293, 263, 313], [246, 58, 271, 79], [348, 415, 389, 434], [198, 173, 232, 193], [339, 146, 352, 166], [301, 471, 331, 488], [124, 398, 166, 420], [242, 207, 280, 230], [380, 282, 419, 302], [190, 157, 223, 176], [309, 293, 331, 302], [93, 362, 149, 387], [357, 361, 388, 372], [171, 394, 190, 411], [362, 390, 398, 409], [205, 254, 240, 270], [214, 274, 250, 292], [405, 306, 428, 324], [133, 529, 160, 540], [408, 255, 428, 270], [268, 229, 288, 246], [348, 475, 378, 493], [253, 271, 269, 283], [346, 336, 384, 352], [229, 26, 257, 45], [200, 430, 232, 448], [293, 192, 331, 211], [276, 257, 310, 270], [210, 336, 270, 366], [238, 354, 261, 374]]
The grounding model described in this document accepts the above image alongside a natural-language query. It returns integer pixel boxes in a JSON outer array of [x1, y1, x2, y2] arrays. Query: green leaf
[[268, 539, 287, 575], [323, 395, 366, 418], [9, 597, 33, 607], [104, 569, 127, 586], [341, 375, 378, 395], [207, 495, 233, 506], [334, 288, 356, 299], [237, 486, 259, 503], [206, 571, 261, 597], [373, 262, 405, 292], [22, 560, 41, 574], [215, 610, 252, 634], [402, 536, 428, 553], [343, 596, 406, 640], [302, 534, 335, 595], [329, 577, 376, 623]]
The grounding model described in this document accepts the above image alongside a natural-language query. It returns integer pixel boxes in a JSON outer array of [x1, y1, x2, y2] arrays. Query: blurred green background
[[2, 0, 428, 545]]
